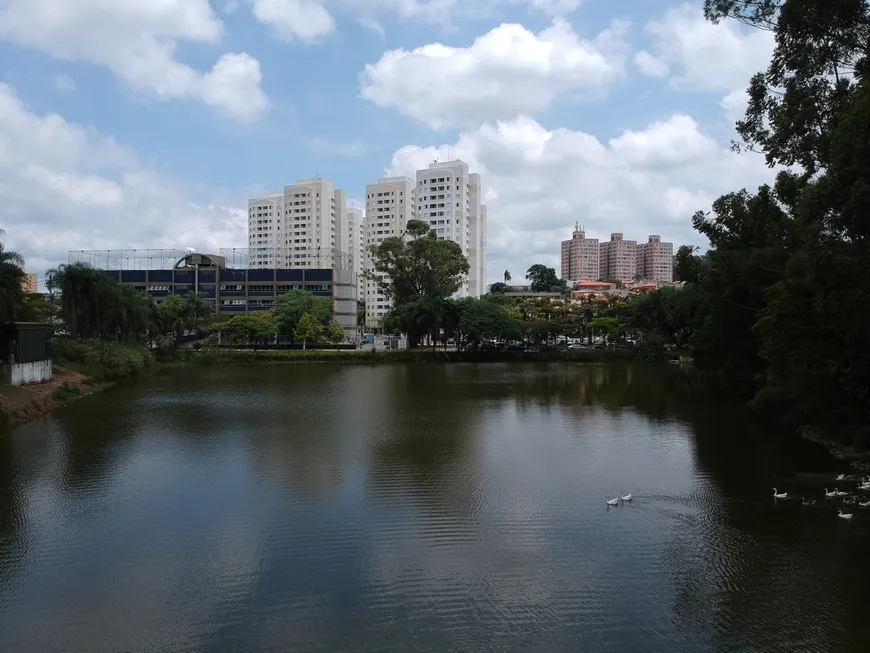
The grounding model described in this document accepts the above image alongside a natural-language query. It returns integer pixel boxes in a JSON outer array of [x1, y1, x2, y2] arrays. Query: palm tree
[[185, 292, 211, 333], [504, 270, 511, 283], [0, 230, 26, 324]]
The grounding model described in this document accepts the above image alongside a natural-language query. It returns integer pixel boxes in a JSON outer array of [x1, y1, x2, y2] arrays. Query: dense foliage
[[679, 0, 870, 447]]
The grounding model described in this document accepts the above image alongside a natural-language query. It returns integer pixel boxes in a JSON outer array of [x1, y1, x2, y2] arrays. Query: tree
[[381, 295, 455, 349], [489, 282, 507, 294], [271, 290, 332, 338], [186, 292, 211, 332], [325, 321, 346, 343], [455, 298, 522, 350], [673, 245, 702, 284], [369, 219, 469, 305], [0, 236, 26, 324], [223, 313, 277, 347], [504, 270, 511, 283], [690, 1, 870, 447], [294, 312, 322, 349], [525, 264, 561, 292]]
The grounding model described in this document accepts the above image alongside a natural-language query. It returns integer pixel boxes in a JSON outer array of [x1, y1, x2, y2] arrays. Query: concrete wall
[[2, 359, 53, 386]]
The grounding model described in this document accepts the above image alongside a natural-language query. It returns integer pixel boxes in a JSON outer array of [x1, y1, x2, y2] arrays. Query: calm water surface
[[1, 363, 869, 652]]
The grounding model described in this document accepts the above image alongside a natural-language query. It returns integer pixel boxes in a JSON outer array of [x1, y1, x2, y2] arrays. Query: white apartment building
[[364, 176, 416, 327], [346, 207, 365, 302], [247, 177, 348, 269], [415, 160, 487, 298]]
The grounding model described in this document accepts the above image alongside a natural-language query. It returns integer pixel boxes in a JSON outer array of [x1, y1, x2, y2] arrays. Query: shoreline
[[0, 366, 110, 428], [800, 426, 870, 473]]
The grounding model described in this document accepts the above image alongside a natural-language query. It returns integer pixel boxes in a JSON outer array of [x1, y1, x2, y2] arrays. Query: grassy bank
[[173, 346, 639, 365]]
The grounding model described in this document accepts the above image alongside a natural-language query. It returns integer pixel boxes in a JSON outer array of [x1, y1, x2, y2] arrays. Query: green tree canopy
[[222, 313, 277, 345], [369, 219, 469, 305], [525, 264, 561, 292], [0, 236, 26, 324], [272, 290, 332, 337]]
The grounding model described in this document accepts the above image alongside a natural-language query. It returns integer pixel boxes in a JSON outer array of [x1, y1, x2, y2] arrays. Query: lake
[[1, 363, 869, 652]]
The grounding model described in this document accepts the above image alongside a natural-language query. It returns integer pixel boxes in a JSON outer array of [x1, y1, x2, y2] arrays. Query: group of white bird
[[605, 492, 632, 506], [773, 473, 870, 520]]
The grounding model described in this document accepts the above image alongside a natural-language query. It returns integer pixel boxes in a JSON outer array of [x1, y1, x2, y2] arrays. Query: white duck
[[835, 488, 848, 496], [836, 473, 846, 481], [620, 492, 633, 502], [859, 501, 870, 508], [825, 488, 837, 498], [838, 510, 854, 519], [772, 488, 787, 499], [860, 482, 870, 490], [606, 497, 619, 506]]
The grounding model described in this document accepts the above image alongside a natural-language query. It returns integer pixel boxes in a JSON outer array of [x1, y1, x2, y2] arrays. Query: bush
[[52, 381, 82, 403], [50, 339, 154, 382], [634, 336, 669, 363]]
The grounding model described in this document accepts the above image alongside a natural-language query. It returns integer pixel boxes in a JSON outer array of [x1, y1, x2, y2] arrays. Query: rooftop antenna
[[315, 169, 321, 179]]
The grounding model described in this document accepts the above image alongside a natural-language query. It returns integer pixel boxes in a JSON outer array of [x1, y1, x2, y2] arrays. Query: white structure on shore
[[247, 177, 348, 268], [364, 176, 416, 327], [415, 159, 487, 297]]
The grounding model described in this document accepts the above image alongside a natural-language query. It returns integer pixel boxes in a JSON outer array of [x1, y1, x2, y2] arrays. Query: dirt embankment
[[801, 426, 870, 473], [0, 366, 103, 428]]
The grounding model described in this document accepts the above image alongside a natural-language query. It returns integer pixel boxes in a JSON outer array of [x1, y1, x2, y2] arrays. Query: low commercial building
[[71, 249, 359, 341]]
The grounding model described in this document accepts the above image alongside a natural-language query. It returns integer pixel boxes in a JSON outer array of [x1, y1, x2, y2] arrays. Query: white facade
[[247, 177, 348, 269], [415, 160, 487, 298], [364, 177, 416, 327], [346, 207, 365, 302]]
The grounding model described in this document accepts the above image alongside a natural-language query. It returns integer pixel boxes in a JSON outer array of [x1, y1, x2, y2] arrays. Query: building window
[[220, 284, 244, 291]]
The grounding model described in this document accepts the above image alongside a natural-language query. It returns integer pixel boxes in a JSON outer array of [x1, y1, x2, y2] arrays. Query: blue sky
[[0, 0, 776, 284]]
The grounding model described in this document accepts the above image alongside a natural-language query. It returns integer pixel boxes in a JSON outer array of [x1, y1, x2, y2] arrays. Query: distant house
[[574, 280, 616, 292]]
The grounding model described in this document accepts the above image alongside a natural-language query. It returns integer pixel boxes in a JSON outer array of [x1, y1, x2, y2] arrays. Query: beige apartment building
[[599, 233, 638, 281], [637, 235, 674, 282], [21, 273, 37, 293], [560, 225, 599, 281]]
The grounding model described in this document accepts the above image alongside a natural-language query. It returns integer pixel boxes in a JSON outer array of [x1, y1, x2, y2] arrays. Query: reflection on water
[[1, 363, 868, 652]]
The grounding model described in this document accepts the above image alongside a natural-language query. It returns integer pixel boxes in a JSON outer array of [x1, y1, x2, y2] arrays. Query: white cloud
[[387, 113, 776, 283], [244, 0, 587, 43], [246, 0, 335, 42], [53, 74, 76, 92], [633, 51, 668, 79], [305, 137, 369, 156], [0, 83, 247, 274], [360, 19, 629, 129], [634, 4, 773, 93], [0, 0, 268, 121], [720, 89, 749, 126]]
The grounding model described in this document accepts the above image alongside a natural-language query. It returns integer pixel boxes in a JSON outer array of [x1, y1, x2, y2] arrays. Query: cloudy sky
[[0, 0, 775, 283]]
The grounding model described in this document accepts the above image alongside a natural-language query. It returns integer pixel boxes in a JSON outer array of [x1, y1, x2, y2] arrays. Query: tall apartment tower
[[560, 224, 599, 281], [599, 233, 638, 281], [346, 207, 365, 301], [364, 176, 416, 327], [415, 160, 487, 297], [247, 177, 348, 269], [638, 234, 674, 282]]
